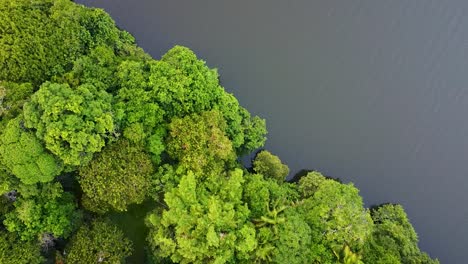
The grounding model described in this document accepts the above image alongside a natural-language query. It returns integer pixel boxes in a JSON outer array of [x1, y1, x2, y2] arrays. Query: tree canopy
[[362, 204, 439, 264], [79, 140, 154, 213], [147, 169, 256, 263], [65, 219, 133, 264], [0, 1, 438, 263], [0, 231, 44, 264], [0, 118, 62, 184], [253, 150, 290, 183], [23, 82, 115, 166], [3, 182, 80, 241]]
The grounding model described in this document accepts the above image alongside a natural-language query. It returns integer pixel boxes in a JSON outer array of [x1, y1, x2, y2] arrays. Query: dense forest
[[0, 0, 439, 263]]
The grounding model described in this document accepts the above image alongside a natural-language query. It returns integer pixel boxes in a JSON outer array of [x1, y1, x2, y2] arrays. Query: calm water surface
[[77, 1, 468, 262]]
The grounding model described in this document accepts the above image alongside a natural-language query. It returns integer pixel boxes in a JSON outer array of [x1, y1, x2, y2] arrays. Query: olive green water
[[108, 200, 156, 264]]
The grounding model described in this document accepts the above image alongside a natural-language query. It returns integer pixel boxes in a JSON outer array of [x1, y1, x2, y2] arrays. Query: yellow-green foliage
[[23, 82, 114, 166], [66, 220, 133, 264], [79, 140, 154, 213]]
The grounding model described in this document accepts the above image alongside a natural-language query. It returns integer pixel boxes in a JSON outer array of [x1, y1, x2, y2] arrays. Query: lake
[[76, 1, 468, 262]]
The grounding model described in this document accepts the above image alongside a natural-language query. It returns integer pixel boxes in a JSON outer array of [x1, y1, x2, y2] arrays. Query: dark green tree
[[166, 110, 235, 175], [0, 231, 44, 264], [0, 0, 139, 86], [362, 204, 439, 264], [79, 140, 154, 213], [253, 150, 289, 183], [65, 219, 133, 264]]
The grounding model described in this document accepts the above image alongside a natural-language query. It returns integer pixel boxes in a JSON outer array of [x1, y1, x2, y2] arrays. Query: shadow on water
[[108, 200, 156, 264]]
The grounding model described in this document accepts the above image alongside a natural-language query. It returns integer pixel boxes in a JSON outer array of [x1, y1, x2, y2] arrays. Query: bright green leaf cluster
[[147, 169, 255, 263], [23, 82, 114, 166], [297, 172, 373, 258], [0, 118, 62, 184], [3, 182, 80, 241]]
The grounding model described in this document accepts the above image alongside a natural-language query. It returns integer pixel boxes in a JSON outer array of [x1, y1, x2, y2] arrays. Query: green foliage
[[362, 204, 439, 264], [243, 173, 298, 219], [253, 150, 289, 183], [151, 46, 223, 119], [0, 1, 436, 263], [0, 0, 137, 86], [152, 46, 267, 154], [65, 219, 133, 264], [0, 118, 62, 184], [235, 108, 267, 155], [297, 172, 373, 258], [167, 110, 235, 174], [79, 140, 154, 213], [115, 46, 267, 157], [147, 169, 256, 263], [114, 59, 166, 160], [0, 164, 19, 195], [23, 82, 115, 166], [115, 60, 164, 136], [0, 231, 44, 264], [3, 182, 81, 241], [0, 81, 33, 129], [334, 245, 364, 264], [268, 208, 315, 264], [60, 45, 120, 91]]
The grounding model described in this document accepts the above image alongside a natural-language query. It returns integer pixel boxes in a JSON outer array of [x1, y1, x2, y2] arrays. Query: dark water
[[76, 1, 468, 262]]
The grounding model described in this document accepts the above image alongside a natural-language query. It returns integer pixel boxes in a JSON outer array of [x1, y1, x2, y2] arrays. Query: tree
[[0, 118, 62, 184], [150, 46, 223, 120], [166, 110, 235, 175], [297, 171, 373, 260], [114, 60, 166, 161], [234, 107, 267, 155], [3, 182, 81, 241], [0, 0, 139, 86], [362, 204, 439, 264], [263, 208, 315, 264], [0, 81, 33, 129], [0, 231, 44, 264], [65, 219, 133, 264], [79, 140, 154, 213], [0, 162, 19, 195], [151, 46, 267, 155], [242, 173, 317, 263], [253, 150, 289, 183], [23, 82, 115, 166], [147, 169, 256, 263], [59, 45, 120, 92]]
